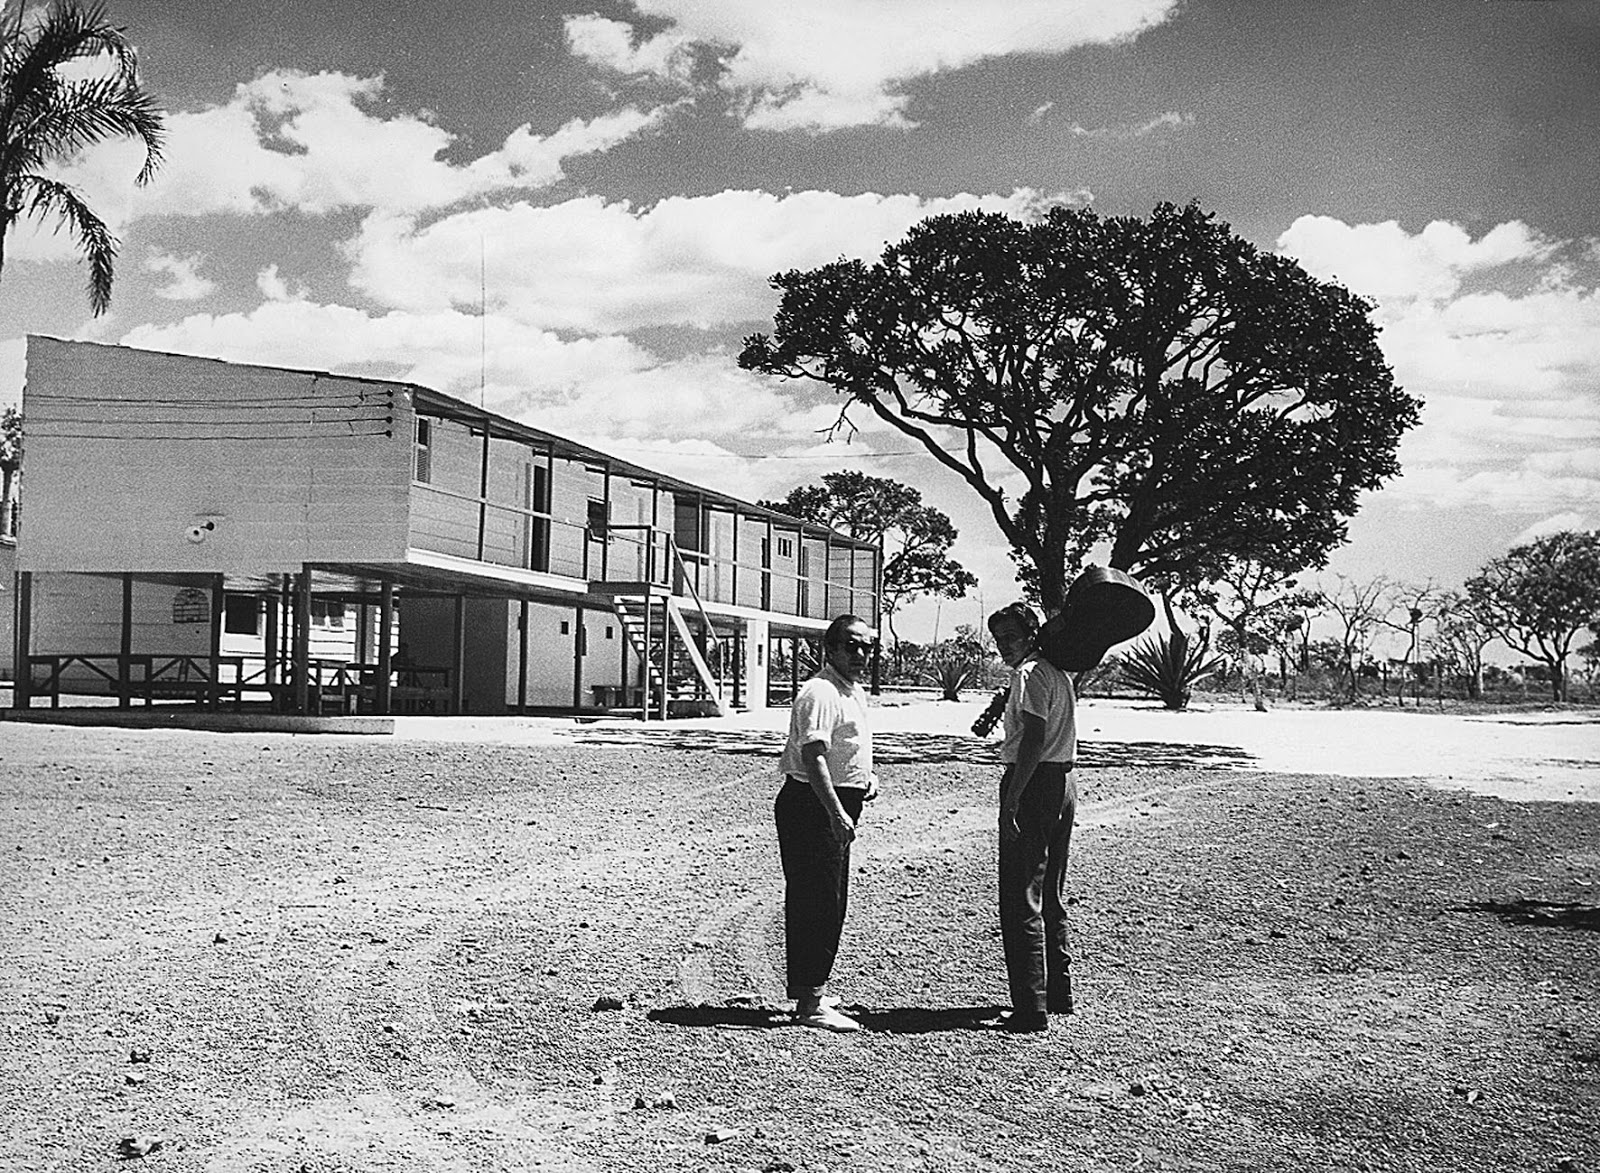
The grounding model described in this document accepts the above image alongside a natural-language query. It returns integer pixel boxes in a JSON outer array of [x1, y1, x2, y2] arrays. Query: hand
[[1000, 810, 1021, 843], [863, 775, 880, 803], [831, 812, 857, 845]]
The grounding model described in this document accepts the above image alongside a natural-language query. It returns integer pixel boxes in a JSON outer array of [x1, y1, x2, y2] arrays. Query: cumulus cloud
[[1278, 217, 1600, 520], [1277, 215, 1557, 304], [567, 0, 1180, 131], [346, 186, 1067, 332], [1510, 513, 1598, 545], [143, 251, 216, 301], [43, 70, 675, 231]]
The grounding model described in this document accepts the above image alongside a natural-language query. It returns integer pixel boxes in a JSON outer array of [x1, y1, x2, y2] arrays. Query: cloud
[[41, 70, 675, 231], [1277, 216, 1558, 304], [1067, 111, 1193, 139], [1283, 219, 1600, 520], [568, 0, 1180, 131], [143, 251, 216, 301], [1510, 513, 1597, 545], [346, 186, 1067, 332]]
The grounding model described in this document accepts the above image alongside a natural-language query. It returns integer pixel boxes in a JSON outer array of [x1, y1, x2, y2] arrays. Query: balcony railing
[[408, 483, 879, 623]]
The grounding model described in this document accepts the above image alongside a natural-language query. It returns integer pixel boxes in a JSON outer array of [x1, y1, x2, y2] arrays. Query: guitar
[[970, 566, 1155, 738]]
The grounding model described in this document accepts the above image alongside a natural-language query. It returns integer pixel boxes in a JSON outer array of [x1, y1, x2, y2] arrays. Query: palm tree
[[0, 0, 164, 315]]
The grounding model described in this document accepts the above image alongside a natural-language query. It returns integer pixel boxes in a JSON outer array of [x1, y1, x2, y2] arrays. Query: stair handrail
[[665, 534, 723, 687]]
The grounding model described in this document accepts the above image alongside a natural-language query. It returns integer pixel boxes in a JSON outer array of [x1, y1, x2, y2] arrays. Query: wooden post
[[642, 593, 654, 720], [477, 417, 491, 562], [209, 574, 224, 709], [294, 569, 311, 714], [451, 594, 466, 714], [572, 605, 586, 711], [376, 580, 393, 715], [263, 585, 279, 693], [118, 573, 133, 708], [518, 599, 529, 712], [658, 596, 670, 720], [12, 571, 31, 709]]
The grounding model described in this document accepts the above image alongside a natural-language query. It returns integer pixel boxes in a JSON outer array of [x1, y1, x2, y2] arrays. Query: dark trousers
[[775, 776, 865, 1000], [999, 763, 1076, 1014]]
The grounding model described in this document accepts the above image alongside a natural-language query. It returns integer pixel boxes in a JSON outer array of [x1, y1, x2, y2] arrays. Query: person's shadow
[[647, 1002, 1009, 1033]]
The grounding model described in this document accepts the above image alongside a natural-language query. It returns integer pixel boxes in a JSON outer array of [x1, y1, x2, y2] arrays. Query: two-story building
[[10, 338, 879, 717]]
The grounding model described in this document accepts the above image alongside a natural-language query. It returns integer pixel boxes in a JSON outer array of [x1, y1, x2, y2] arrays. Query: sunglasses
[[840, 638, 875, 653]]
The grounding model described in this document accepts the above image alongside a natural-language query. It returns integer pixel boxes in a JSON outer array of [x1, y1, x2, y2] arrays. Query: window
[[223, 594, 260, 635], [310, 599, 345, 629], [172, 588, 210, 625], [587, 498, 608, 539], [776, 536, 794, 558], [605, 625, 614, 640], [414, 418, 432, 483], [559, 620, 570, 635]]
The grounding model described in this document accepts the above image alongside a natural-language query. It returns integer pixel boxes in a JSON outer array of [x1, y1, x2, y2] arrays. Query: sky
[[2, 0, 1597, 645]]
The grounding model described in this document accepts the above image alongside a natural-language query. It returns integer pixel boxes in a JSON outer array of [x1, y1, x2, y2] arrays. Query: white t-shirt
[[999, 655, 1076, 765], [778, 664, 874, 791]]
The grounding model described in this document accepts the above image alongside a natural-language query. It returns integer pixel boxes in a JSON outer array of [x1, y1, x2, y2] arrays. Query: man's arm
[[801, 739, 856, 845], [1000, 712, 1047, 843]]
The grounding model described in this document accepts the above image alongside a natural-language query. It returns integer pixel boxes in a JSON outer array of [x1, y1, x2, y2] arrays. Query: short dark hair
[[824, 614, 870, 651], [987, 601, 1039, 639]]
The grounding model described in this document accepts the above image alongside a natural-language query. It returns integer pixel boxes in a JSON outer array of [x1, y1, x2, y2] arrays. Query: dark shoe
[[995, 1010, 1049, 1034]]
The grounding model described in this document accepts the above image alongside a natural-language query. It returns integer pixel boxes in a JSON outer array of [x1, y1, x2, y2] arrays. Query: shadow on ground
[[647, 1003, 1013, 1034], [573, 726, 1255, 770], [1457, 899, 1600, 931]]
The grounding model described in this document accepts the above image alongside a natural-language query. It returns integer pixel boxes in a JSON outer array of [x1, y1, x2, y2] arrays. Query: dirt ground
[[1, 716, 1597, 1173]]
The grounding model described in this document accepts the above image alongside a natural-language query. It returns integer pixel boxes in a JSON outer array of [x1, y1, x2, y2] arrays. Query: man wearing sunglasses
[[775, 614, 880, 1032]]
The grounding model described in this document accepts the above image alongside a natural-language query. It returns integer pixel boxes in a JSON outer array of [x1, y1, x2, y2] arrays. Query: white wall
[[20, 339, 412, 575]]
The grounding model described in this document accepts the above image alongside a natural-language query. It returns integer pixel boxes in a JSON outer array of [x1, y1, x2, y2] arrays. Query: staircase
[[599, 589, 728, 718]]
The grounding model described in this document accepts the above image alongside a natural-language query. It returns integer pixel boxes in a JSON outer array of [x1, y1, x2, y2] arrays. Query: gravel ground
[[0, 717, 1596, 1173]]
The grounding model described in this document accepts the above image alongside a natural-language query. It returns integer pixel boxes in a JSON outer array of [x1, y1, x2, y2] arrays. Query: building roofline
[[26, 336, 875, 551]]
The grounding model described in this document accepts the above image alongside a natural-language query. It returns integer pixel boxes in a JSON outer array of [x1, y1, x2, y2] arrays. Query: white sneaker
[[795, 1004, 861, 1033]]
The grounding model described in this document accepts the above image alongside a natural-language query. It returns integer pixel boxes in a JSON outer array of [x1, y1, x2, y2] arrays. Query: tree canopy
[[1, 0, 165, 314], [759, 470, 976, 646], [740, 201, 1421, 611], [1465, 530, 1600, 702]]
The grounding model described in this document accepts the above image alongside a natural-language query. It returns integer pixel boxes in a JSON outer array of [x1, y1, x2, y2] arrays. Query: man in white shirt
[[988, 602, 1077, 1033], [775, 614, 878, 1032]]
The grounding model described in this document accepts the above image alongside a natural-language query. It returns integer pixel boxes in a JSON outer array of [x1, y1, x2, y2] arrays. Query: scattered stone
[[129, 1048, 151, 1064], [763, 1161, 797, 1173], [124, 1071, 147, 1086], [633, 1091, 678, 1110], [43, 1011, 61, 1026], [212, 932, 229, 945], [423, 1095, 456, 1110], [705, 1126, 740, 1144], [1268, 928, 1288, 939], [117, 1134, 164, 1158], [592, 995, 625, 1012]]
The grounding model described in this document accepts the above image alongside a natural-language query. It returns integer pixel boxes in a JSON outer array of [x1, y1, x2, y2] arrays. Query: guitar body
[[1036, 566, 1156, 672], [971, 566, 1155, 736]]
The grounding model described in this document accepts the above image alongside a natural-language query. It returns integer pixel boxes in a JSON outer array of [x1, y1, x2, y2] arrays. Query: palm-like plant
[[1, 0, 164, 314], [1120, 631, 1224, 711]]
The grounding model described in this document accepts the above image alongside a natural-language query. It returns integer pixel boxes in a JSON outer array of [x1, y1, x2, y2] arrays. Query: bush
[[1120, 633, 1223, 710]]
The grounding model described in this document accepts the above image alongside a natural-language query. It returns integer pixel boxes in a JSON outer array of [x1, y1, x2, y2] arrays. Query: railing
[[25, 654, 251, 709], [408, 482, 879, 624]]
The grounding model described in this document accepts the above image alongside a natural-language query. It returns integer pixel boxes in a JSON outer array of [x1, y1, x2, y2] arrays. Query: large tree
[[1, 0, 164, 314], [1465, 530, 1600, 703], [760, 470, 977, 652], [740, 202, 1421, 612]]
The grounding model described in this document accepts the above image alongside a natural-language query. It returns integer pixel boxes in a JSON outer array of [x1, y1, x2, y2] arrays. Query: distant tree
[[1375, 581, 1441, 706], [0, 0, 165, 314], [1465, 530, 1600, 703], [0, 404, 19, 538], [1430, 590, 1495, 700], [1319, 575, 1393, 700], [1187, 559, 1321, 709], [760, 470, 977, 657], [740, 201, 1421, 613]]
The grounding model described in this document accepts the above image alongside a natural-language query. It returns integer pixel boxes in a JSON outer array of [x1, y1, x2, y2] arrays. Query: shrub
[[1120, 633, 1223, 710]]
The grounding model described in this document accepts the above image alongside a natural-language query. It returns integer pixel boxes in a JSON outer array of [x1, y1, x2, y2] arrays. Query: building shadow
[[1456, 899, 1600, 931]]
